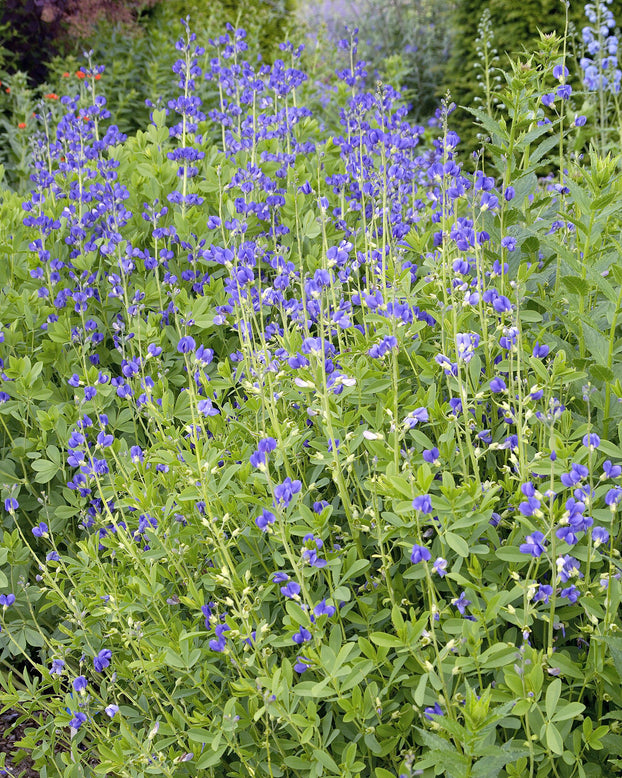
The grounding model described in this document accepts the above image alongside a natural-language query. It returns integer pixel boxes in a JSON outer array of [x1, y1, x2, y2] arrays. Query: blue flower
[[32, 522, 49, 537], [69, 711, 87, 729], [433, 557, 448, 577], [255, 508, 276, 531], [294, 656, 311, 673], [292, 626, 312, 645], [313, 599, 336, 618], [404, 407, 429, 428], [490, 377, 506, 393], [273, 477, 302, 507], [533, 584, 553, 604], [592, 526, 610, 546], [280, 581, 301, 599], [582, 433, 600, 450], [93, 649, 112, 672], [177, 335, 196, 353], [410, 544, 431, 564], [412, 494, 432, 513], [532, 342, 550, 358], [4, 497, 18, 512], [105, 704, 119, 718], [560, 585, 580, 604], [602, 460, 622, 479], [50, 659, 65, 675], [452, 591, 472, 615], [424, 702, 444, 720], [73, 676, 88, 693], [422, 447, 440, 464], [519, 531, 547, 557], [0, 593, 15, 608], [209, 623, 229, 652]]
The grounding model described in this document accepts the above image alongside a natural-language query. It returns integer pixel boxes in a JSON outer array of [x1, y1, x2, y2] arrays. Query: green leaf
[[545, 722, 564, 755], [561, 276, 588, 297], [31, 458, 59, 484], [445, 531, 469, 557], [369, 632, 402, 648], [546, 678, 561, 719], [552, 701, 585, 722]]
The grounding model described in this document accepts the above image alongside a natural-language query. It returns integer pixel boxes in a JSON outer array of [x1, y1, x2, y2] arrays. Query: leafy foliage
[[3, 8, 622, 778]]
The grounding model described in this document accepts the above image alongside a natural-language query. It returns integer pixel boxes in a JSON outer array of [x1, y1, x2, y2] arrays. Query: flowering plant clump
[[3, 8, 622, 778]]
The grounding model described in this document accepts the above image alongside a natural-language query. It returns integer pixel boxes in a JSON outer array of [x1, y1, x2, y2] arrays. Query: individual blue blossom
[[255, 508, 277, 530], [455, 332, 480, 362], [602, 460, 622, 479], [452, 591, 471, 615], [592, 526, 610, 546], [209, 623, 229, 652], [501, 236, 516, 251], [411, 544, 432, 564], [553, 64, 569, 80], [105, 704, 119, 718], [556, 525, 579, 545], [560, 585, 580, 604], [273, 477, 302, 507], [533, 584, 553, 604], [73, 676, 88, 693], [32, 522, 49, 537], [314, 599, 336, 618], [50, 659, 65, 675], [412, 494, 432, 514], [177, 335, 196, 353], [557, 554, 582, 583], [433, 557, 448, 577], [272, 572, 289, 583], [504, 186, 515, 201], [424, 702, 444, 720], [605, 486, 622, 507], [0, 593, 15, 608], [292, 626, 312, 645], [423, 447, 440, 465], [255, 437, 277, 463], [490, 377, 506, 393], [302, 534, 327, 568], [93, 649, 112, 672], [532, 342, 550, 358], [294, 656, 311, 673], [404, 407, 429, 428], [130, 446, 144, 463], [582, 433, 600, 449], [520, 531, 547, 557], [4, 497, 18, 512], [197, 399, 219, 417], [69, 711, 87, 730], [575, 115, 587, 126], [280, 581, 301, 599], [561, 463, 589, 487], [201, 601, 215, 628]]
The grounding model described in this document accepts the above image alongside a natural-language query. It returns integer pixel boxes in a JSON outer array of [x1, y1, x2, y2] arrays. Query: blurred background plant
[[295, 0, 457, 122]]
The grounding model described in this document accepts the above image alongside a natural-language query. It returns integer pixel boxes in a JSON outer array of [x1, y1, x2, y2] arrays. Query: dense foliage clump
[[3, 3, 622, 777]]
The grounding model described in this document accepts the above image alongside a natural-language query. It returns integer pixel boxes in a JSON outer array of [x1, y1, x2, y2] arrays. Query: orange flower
[[62, 72, 70, 78], [18, 122, 26, 129], [45, 93, 59, 100], [94, 74, 101, 81], [76, 70, 86, 79], [5, 87, 10, 94]]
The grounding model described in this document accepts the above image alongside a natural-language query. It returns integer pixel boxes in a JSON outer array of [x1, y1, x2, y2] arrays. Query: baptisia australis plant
[[2, 16, 622, 778]]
